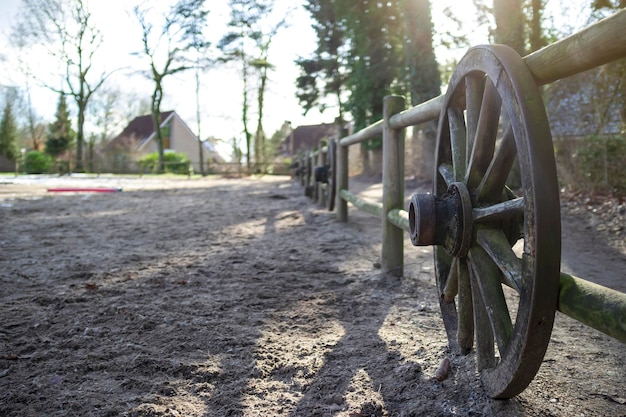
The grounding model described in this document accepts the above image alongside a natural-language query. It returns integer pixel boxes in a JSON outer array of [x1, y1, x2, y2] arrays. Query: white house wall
[[133, 113, 213, 172], [169, 115, 212, 172]]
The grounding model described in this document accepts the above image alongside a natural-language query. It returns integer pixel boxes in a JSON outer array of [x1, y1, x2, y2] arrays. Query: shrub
[[24, 151, 52, 174], [139, 152, 190, 175]]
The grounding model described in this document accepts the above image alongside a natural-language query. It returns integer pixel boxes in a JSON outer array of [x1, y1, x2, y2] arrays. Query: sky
[[0, 0, 326, 158], [0, 0, 547, 160]]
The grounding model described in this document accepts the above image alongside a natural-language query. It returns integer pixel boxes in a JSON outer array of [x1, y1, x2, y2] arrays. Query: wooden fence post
[[318, 145, 327, 207], [382, 95, 406, 277], [337, 142, 349, 222]]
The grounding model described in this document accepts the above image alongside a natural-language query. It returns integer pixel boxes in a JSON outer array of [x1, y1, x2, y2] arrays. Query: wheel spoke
[[465, 79, 502, 188], [473, 197, 524, 223], [465, 75, 485, 167], [442, 257, 459, 303], [457, 259, 474, 354], [448, 107, 467, 181], [468, 246, 513, 357], [438, 163, 455, 187], [476, 124, 516, 202], [435, 246, 460, 350], [469, 264, 495, 370], [476, 229, 522, 292]]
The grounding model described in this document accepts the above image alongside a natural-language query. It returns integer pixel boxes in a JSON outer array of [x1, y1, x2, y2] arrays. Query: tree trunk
[[529, 0, 546, 53], [87, 138, 95, 173], [255, 63, 269, 171], [401, 0, 440, 181], [152, 84, 164, 174], [242, 54, 251, 173], [75, 100, 85, 172], [494, 0, 524, 188], [493, 0, 525, 55], [195, 65, 205, 176]]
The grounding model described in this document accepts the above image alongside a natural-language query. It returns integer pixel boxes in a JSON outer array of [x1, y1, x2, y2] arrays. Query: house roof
[[107, 111, 219, 153], [281, 123, 339, 156], [106, 111, 175, 151], [136, 111, 178, 150]]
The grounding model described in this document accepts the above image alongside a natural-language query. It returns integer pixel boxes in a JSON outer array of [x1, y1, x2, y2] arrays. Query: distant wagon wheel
[[408, 45, 561, 398], [304, 151, 314, 198], [326, 138, 337, 211], [299, 155, 306, 187]]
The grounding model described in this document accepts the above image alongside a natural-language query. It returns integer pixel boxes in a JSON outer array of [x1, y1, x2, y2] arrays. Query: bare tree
[[174, 0, 211, 176], [23, 81, 47, 152], [85, 83, 128, 172], [250, 12, 288, 169], [12, 0, 115, 172], [133, 0, 209, 173], [219, 0, 287, 172]]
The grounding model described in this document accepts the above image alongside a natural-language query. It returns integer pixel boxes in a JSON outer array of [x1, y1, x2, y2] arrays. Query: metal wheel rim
[[433, 45, 561, 398]]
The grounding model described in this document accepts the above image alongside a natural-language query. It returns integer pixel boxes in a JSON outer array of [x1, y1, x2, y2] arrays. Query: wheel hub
[[409, 182, 473, 257], [314, 165, 329, 183]]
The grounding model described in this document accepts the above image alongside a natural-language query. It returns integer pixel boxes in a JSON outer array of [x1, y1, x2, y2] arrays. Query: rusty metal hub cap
[[409, 182, 473, 257]]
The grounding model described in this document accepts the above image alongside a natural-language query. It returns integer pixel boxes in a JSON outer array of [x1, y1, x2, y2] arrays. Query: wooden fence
[[295, 9, 626, 399]]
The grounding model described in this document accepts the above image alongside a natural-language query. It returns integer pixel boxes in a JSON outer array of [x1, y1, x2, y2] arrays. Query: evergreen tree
[[298, 0, 441, 176], [45, 93, 75, 158], [296, 0, 348, 124], [299, 0, 441, 131], [0, 100, 19, 160], [400, 0, 441, 179], [337, 0, 405, 133], [175, 0, 211, 175]]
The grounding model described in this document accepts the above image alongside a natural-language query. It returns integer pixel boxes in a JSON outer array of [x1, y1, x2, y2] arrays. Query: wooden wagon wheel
[[304, 151, 313, 198], [298, 155, 306, 187], [408, 45, 561, 398], [326, 138, 337, 211]]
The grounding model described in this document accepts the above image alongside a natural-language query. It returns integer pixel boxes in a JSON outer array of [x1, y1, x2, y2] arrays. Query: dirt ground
[[0, 174, 624, 417]]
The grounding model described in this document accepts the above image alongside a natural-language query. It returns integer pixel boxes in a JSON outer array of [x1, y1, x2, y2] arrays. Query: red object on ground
[[47, 188, 122, 193]]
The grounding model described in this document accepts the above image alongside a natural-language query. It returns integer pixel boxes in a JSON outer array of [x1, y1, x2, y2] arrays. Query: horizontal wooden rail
[[338, 189, 382, 217], [387, 209, 410, 233], [339, 120, 383, 147], [526, 9, 626, 85], [558, 272, 626, 343], [388, 95, 444, 130]]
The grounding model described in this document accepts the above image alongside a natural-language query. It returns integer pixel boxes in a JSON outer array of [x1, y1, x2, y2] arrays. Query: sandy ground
[[0, 175, 624, 417]]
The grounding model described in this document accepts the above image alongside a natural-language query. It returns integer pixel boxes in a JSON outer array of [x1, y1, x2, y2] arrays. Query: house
[[544, 63, 624, 139], [277, 121, 374, 176], [279, 122, 342, 158], [104, 111, 223, 173]]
